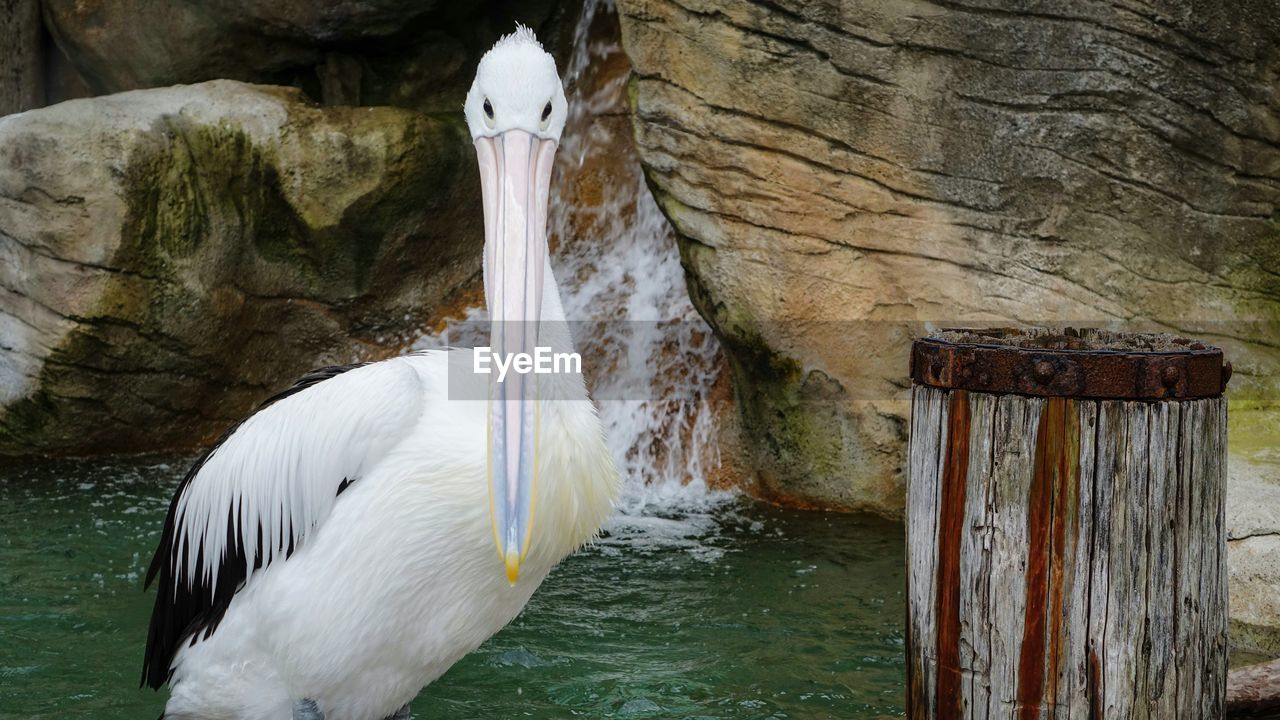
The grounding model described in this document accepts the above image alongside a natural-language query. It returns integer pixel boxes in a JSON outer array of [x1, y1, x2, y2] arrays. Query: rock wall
[[615, 0, 1280, 515], [39, 0, 576, 112], [0, 1, 585, 455], [0, 81, 478, 454], [1229, 470, 1280, 658]]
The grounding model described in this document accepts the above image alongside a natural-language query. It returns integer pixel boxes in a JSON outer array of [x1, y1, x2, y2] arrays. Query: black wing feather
[[140, 363, 366, 690]]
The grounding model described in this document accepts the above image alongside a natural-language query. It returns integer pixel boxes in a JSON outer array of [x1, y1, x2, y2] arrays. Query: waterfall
[[551, 0, 729, 512], [414, 0, 734, 531]]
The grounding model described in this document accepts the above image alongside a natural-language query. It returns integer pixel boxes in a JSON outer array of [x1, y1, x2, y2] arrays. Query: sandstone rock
[[40, 0, 573, 112], [1228, 460, 1280, 657], [616, 0, 1280, 515], [0, 80, 480, 455], [1227, 657, 1280, 717]]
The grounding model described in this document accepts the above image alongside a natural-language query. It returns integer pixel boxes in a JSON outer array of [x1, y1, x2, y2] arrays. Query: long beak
[[475, 130, 556, 585]]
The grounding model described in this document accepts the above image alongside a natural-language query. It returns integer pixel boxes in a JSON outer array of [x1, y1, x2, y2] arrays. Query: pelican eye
[[539, 101, 553, 130], [482, 97, 496, 130]]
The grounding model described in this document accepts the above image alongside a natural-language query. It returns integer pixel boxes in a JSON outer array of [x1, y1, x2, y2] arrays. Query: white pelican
[[141, 26, 618, 720]]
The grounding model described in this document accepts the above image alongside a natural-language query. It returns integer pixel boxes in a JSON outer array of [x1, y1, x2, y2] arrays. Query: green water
[[0, 457, 906, 719]]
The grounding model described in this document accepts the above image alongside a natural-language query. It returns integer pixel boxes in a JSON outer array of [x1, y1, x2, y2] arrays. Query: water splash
[[415, 0, 735, 539]]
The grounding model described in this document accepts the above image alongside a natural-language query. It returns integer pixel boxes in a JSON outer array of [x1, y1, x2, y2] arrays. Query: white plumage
[[144, 27, 618, 720], [171, 362, 423, 597]]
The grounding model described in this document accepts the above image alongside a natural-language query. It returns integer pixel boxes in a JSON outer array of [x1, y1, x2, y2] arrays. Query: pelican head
[[464, 26, 567, 585]]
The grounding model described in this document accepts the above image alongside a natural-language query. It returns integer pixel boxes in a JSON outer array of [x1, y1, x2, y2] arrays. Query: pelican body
[[142, 27, 618, 720]]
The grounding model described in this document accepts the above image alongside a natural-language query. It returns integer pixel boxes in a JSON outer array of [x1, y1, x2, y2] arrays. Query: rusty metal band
[[910, 337, 1231, 400]]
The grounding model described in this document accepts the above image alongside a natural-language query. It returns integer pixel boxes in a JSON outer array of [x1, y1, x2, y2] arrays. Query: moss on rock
[[0, 81, 480, 455]]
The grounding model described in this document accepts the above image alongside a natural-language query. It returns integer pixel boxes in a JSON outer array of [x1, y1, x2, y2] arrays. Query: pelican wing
[[141, 359, 424, 689]]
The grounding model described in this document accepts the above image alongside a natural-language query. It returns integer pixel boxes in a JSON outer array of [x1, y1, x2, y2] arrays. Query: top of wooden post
[[910, 327, 1231, 401]]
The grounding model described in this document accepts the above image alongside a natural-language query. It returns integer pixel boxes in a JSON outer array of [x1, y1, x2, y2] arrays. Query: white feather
[[161, 349, 617, 720], [171, 361, 424, 597]]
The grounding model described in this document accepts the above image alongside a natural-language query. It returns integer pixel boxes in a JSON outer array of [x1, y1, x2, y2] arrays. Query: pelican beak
[[475, 130, 557, 585]]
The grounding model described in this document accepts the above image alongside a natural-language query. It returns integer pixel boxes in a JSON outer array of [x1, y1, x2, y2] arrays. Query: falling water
[[414, 0, 734, 535], [551, 0, 727, 502]]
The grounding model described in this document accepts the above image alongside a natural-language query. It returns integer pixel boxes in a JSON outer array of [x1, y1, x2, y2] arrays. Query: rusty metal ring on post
[[910, 327, 1232, 400]]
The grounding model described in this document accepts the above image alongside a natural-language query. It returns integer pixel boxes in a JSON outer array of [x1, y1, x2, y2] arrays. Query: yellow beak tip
[[504, 551, 521, 586]]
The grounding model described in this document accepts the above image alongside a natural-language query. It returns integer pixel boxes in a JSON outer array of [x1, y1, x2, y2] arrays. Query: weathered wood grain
[[958, 391, 997, 720], [907, 386, 1228, 719], [936, 390, 971, 717], [908, 385, 946, 718], [988, 394, 1039, 717]]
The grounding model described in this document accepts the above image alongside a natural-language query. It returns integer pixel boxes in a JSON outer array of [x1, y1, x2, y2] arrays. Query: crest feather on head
[[490, 23, 542, 52], [462, 22, 565, 140]]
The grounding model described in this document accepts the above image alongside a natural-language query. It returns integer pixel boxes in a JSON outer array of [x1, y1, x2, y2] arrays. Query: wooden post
[[906, 328, 1232, 719]]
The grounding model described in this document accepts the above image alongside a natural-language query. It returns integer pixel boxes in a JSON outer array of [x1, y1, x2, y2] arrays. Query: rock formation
[[0, 81, 479, 454], [0, 0, 586, 456], [615, 0, 1280, 516], [40, 0, 576, 112], [1228, 461, 1280, 657]]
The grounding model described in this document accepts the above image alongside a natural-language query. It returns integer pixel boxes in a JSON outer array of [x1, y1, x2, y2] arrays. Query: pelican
[[141, 26, 618, 720]]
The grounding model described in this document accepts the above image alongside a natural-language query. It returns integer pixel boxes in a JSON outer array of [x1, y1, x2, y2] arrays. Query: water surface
[[0, 456, 906, 719]]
